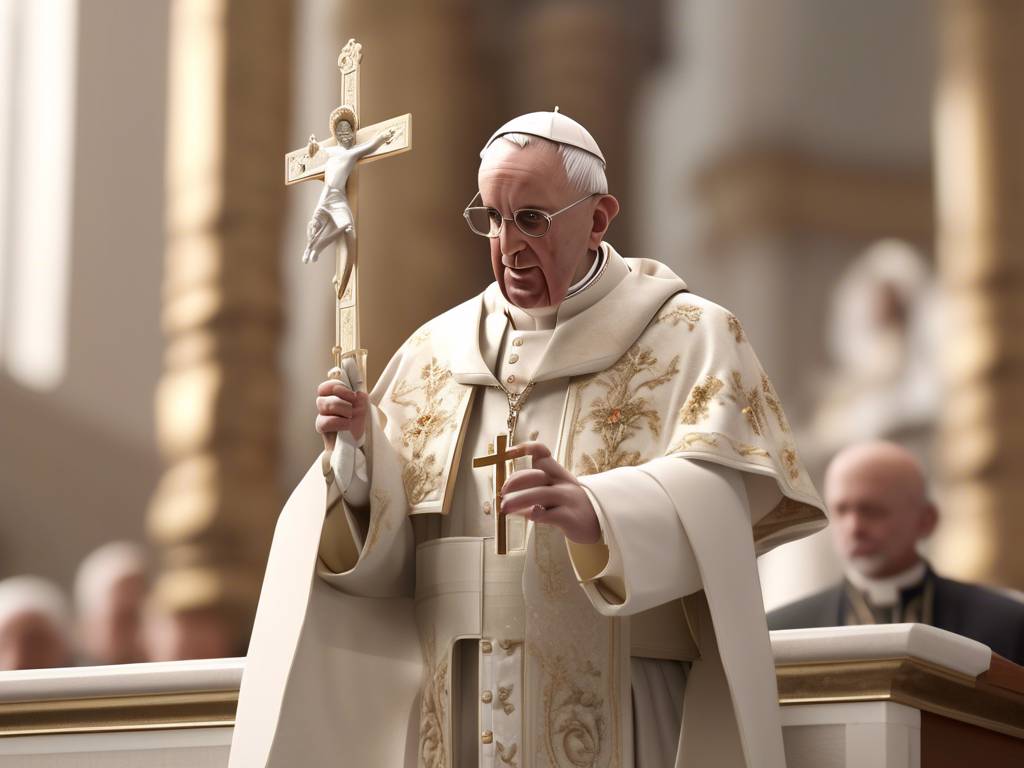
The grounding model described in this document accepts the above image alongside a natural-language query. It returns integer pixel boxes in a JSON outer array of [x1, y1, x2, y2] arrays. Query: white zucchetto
[[482, 108, 606, 166]]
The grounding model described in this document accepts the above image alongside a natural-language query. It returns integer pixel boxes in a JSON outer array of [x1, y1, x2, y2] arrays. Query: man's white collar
[[846, 560, 927, 607], [566, 246, 606, 297]]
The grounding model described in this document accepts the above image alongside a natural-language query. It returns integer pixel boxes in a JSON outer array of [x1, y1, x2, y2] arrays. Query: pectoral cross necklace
[[472, 378, 537, 555], [501, 380, 536, 444]]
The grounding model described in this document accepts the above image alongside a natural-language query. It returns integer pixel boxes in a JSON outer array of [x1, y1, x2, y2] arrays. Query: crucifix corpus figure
[[231, 96, 828, 767], [284, 38, 411, 376], [301, 107, 395, 269]]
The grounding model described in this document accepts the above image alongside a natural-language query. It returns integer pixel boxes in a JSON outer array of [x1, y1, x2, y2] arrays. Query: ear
[[919, 502, 939, 539], [588, 194, 620, 249]]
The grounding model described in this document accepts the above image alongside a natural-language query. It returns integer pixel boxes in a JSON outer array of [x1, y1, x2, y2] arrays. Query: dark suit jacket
[[767, 567, 1024, 667]]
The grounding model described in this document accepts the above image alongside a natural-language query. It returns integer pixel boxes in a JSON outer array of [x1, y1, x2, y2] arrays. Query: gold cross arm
[[473, 433, 514, 555], [284, 113, 412, 185]]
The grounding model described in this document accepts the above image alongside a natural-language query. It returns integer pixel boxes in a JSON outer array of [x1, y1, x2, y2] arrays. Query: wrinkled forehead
[[477, 141, 570, 199]]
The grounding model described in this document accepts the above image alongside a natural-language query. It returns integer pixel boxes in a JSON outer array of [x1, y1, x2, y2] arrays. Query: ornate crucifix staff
[[284, 39, 412, 384]]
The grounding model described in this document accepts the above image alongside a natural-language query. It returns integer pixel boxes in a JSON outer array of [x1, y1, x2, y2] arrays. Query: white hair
[[0, 575, 72, 637], [480, 133, 608, 195], [74, 541, 148, 617]]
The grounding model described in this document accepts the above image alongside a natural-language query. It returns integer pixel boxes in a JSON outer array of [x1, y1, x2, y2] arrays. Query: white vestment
[[229, 243, 827, 768]]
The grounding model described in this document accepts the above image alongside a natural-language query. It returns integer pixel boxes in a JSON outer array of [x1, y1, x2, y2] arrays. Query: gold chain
[[498, 380, 536, 444]]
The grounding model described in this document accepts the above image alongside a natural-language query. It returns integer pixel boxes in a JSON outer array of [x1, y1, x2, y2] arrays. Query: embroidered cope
[[229, 243, 826, 768]]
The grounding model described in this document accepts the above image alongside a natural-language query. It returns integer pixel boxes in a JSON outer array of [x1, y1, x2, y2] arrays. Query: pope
[[230, 111, 827, 768]]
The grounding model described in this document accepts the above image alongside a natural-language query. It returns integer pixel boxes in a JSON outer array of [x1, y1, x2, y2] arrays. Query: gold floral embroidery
[[496, 741, 519, 766], [670, 431, 771, 459], [391, 359, 458, 505], [781, 446, 800, 481], [418, 634, 449, 768], [679, 375, 724, 425], [656, 303, 703, 331], [534, 525, 569, 599], [407, 326, 431, 348], [363, 488, 392, 552], [728, 371, 765, 437], [671, 431, 720, 451], [572, 344, 680, 475], [562, 379, 589, 475], [729, 438, 771, 458], [727, 313, 745, 343], [532, 648, 607, 768], [761, 374, 790, 433]]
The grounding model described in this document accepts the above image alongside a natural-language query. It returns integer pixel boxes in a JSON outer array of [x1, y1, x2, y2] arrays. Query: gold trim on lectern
[[0, 690, 238, 737], [1, 655, 1020, 740], [777, 656, 1024, 740]]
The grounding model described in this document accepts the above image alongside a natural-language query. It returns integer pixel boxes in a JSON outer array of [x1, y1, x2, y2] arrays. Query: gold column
[[336, 2, 495, 384], [148, 0, 294, 651], [934, 0, 1024, 587]]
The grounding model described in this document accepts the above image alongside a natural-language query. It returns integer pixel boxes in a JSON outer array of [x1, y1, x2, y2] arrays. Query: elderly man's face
[[478, 142, 605, 309], [82, 572, 147, 665], [825, 447, 936, 579], [0, 611, 70, 670]]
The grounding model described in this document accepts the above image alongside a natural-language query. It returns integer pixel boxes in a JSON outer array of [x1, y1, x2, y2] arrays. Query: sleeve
[[328, 436, 370, 508], [326, 354, 372, 507], [315, 348, 416, 598], [567, 457, 747, 616]]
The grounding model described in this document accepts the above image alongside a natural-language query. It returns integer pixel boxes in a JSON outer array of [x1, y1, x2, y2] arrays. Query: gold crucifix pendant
[[472, 381, 536, 555], [472, 433, 514, 555]]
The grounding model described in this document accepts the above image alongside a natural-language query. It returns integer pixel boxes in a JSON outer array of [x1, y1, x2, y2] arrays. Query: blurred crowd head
[[825, 440, 938, 580], [0, 576, 73, 670], [0, 541, 150, 671], [74, 541, 149, 666]]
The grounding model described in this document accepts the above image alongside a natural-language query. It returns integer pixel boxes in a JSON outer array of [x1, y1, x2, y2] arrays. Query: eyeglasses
[[463, 192, 599, 239]]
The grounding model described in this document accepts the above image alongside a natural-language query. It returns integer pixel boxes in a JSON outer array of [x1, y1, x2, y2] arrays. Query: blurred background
[[0, 0, 1020, 666]]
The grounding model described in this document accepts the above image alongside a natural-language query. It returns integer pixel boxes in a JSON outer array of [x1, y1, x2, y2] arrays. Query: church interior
[[0, 1, 1022, 762]]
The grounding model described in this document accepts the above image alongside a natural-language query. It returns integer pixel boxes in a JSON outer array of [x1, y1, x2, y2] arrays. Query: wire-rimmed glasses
[[463, 192, 599, 239]]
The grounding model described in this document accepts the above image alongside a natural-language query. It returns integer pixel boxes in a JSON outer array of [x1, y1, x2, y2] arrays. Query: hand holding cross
[[473, 439, 601, 555]]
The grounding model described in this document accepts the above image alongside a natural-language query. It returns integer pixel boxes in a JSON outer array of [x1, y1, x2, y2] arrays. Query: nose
[[498, 220, 526, 266]]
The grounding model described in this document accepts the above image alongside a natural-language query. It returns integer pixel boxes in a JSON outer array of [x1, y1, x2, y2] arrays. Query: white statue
[[302, 105, 395, 294], [810, 238, 941, 456]]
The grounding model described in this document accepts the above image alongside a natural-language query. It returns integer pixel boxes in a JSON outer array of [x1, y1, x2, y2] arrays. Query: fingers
[[316, 395, 354, 418], [317, 380, 360, 400], [504, 441, 551, 462], [314, 385, 368, 438], [501, 468, 549, 495], [500, 485, 572, 519], [504, 441, 576, 483], [316, 414, 354, 435]]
